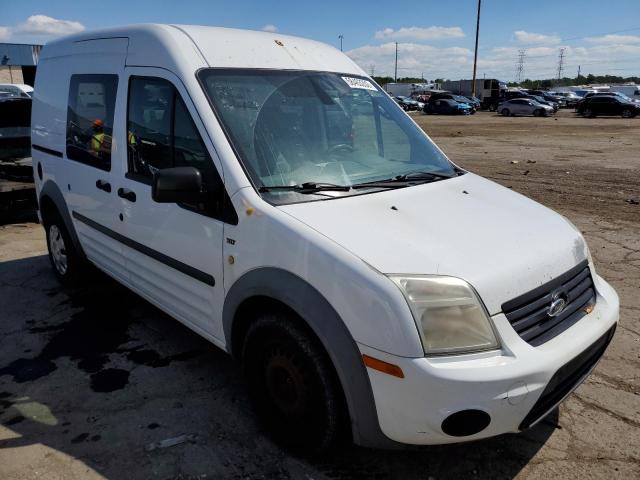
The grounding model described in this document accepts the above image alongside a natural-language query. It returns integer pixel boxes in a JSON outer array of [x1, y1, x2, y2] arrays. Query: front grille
[[502, 260, 596, 346], [519, 324, 615, 430]]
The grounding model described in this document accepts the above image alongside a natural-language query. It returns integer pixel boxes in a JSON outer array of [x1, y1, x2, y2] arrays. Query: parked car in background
[[530, 95, 559, 112], [0, 95, 34, 210], [0, 84, 33, 98], [528, 90, 563, 104], [553, 91, 582, 107], [463, 95, 481, 109], [573, 89, 596, 97], [429, 93, 476, 112], [424, 98, 473, 115], [576, 96, 640, 117], [579, 91, 640, 105], [394, 96, 421, 111], [498, 98, 554, 117]]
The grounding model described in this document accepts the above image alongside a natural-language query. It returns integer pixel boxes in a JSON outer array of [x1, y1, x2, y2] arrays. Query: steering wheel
[[327, 143, 354, 156]]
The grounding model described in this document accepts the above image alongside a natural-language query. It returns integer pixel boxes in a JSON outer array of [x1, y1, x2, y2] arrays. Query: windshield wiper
[[393, 171, 454, 181], [258, 182, 351, 194], [351, 171, 453, 189]]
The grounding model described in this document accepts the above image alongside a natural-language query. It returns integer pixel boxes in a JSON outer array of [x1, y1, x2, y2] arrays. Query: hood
[[280, 173, 588, 315]]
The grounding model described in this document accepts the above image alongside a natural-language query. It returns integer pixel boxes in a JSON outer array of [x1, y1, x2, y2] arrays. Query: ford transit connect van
[[31, 24, 619, 451]]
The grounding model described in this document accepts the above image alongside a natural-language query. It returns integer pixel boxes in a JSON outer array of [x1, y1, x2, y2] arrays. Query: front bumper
[[359, 274, 619, 445]]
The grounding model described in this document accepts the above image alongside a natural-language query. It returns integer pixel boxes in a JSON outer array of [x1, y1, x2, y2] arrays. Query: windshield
[[198, 69, 455, 204]]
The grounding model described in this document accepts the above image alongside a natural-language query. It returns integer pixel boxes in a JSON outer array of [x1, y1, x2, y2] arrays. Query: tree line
[[372, 74, 639, 88]]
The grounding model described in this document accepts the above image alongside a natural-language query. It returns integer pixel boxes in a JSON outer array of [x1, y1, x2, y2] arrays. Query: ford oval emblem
[[547, 294, 568, 317]]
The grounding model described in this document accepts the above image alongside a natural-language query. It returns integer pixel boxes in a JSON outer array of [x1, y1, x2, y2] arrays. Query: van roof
[[41, 24, 364, 76]]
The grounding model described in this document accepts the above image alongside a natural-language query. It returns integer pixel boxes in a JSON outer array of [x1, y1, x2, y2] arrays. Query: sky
[[3, 0, 640, 81]]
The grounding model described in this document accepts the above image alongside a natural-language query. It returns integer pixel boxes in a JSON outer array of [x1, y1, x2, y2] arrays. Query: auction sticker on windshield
[[342, 76, 377, 91]]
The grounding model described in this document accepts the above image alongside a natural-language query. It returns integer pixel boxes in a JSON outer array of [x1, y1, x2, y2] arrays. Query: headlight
[[389, 276, 500, 356]]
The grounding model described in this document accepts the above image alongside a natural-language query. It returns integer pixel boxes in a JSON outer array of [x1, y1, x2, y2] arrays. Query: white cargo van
[[31, 24, 619, 451]]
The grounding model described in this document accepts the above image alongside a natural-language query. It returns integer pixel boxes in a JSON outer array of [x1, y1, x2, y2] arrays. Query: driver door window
[[126, 76, 228, 220]]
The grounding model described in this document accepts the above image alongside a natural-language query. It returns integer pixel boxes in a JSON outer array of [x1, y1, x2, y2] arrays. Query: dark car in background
[[0, 95, 35, 211], [394, 96, 422, 111], [424, 98, 473, 115], [576, 96, 640, 118], [578, 91, 640, 107], [428, 93, 476, 113], [463, 95, 481, 109]]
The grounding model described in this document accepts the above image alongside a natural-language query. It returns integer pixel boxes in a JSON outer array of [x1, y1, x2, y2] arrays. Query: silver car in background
[[498, 98, 555, 117]]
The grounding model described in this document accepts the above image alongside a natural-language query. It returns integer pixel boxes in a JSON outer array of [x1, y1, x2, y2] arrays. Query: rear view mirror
[[152, 166, 203, 203]]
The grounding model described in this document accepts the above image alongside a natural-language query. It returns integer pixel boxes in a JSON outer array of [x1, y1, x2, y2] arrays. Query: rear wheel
[[44, 212, 82, 286], [501, 108, 510, 116], [242, 313, 347, 453]]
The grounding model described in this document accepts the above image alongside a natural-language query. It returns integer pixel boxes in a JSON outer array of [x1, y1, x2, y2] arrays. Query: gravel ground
[[0, 109, 638, 479]]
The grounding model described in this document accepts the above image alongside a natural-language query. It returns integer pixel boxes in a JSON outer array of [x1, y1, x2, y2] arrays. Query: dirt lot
[[0, 110, 638, 479]]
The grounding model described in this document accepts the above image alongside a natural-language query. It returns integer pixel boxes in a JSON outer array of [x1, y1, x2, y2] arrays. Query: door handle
[[117, 188, 137, 202], [95, 179, 111, 193]]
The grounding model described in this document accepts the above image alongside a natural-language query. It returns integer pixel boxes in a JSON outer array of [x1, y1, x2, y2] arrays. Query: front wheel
[[621, 108, 633, 118], [583, 108, 595, 118], [45, 212, 82, 286], [533, 109, 542, 117], [489, 104, 497, 112], [242, 313, 347, 453]]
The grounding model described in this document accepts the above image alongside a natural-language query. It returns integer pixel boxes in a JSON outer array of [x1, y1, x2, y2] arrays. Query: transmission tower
[[557, 48, 566, 81], [515, 49, 526, 84]]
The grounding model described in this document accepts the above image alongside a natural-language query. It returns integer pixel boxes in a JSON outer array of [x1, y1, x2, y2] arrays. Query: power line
[[557, 47, 566, 80], [516, 49, 526, 83]]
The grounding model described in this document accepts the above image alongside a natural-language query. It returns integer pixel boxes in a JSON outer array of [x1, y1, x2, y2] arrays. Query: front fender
[[223, 267, 399, 448]]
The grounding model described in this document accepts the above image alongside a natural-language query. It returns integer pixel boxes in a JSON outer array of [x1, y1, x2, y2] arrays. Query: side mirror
[[152, 166, 203, 204]]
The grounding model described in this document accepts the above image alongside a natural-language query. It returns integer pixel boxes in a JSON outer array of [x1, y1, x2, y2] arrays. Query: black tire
[[501, 108, 510, 116], [489, 103, 497, 112], [242, 312, 347, 453], [583, 108, 594, 118], [621, 108, 633, 118], [533, 109, 542, 117], [44, 211, 83, 286]]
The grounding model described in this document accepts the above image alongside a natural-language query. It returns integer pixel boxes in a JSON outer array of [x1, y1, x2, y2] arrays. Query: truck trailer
[[440, 79, 507, 110]]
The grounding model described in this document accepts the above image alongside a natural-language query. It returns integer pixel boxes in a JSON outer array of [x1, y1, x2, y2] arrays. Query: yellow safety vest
[[91, 132, 105, 153]]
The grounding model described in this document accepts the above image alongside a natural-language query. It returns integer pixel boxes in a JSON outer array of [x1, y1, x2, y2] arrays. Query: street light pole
[[471, 0, 482, 97], [339, 35, 344, 51]]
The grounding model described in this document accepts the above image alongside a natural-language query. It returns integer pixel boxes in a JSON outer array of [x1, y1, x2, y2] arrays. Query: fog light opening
[[441, 409, 491, 437]]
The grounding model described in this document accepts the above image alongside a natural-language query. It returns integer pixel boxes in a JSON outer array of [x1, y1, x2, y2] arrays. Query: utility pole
[[394, 42, 398, 82], [557, 47, 566, 82], [471, 0, 482, 97], [577, 65, 581, 79], [516, 49, 526, 84], [338, 35, 344, 51]]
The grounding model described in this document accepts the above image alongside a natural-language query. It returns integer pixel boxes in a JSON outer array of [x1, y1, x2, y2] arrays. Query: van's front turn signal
[[362, 354, 405, 378]]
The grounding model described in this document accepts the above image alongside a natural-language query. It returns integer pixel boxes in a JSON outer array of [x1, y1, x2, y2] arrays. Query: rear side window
[[66, 74, 118, 171]]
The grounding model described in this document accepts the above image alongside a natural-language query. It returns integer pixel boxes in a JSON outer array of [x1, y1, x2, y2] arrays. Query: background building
[[0, 43, 42, 85]]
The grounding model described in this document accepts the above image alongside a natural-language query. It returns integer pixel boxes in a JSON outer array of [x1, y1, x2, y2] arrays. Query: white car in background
[[31, 24, 618, 452], [0, 83, 33, 99]]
